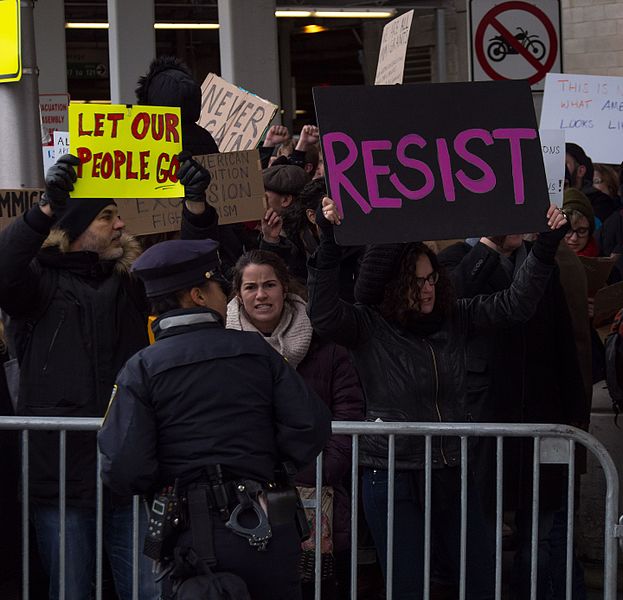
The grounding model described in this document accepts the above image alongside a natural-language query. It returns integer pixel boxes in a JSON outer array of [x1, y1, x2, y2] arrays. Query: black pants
[[175, 518, 302, 600]]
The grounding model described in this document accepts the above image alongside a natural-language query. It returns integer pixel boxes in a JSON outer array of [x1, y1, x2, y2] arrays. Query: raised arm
[[307, 197, 370, 348], [462, 205, 570, 331]]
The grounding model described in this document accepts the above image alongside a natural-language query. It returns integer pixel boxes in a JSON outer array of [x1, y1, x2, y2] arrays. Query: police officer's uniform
[[98, 240, 332, 600]]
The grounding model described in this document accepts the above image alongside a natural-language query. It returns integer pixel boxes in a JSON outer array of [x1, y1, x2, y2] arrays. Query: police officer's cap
[[132, 239, 226, 298]]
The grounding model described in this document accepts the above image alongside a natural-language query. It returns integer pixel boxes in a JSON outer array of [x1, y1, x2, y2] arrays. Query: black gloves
[[532, 219, 571, 264], [42, 154, 80, 213], [177, 151, 211, 202]]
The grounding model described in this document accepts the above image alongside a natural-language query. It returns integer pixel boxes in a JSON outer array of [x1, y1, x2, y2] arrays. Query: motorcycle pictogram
[[486, 27, 546, 62]]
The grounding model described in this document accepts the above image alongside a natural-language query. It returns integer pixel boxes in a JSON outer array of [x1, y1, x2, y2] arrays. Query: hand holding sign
[[177, 152, 212, 202], [43, 154, 80, 214], [320, 196, 341, 227]]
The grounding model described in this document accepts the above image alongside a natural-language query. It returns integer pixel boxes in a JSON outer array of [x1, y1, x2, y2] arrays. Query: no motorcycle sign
[[469, 0, 562, 91]]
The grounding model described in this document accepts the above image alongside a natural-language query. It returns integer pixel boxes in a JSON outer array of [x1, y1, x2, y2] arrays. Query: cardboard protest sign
[[68, 104, 184, 198], [117, 149, 264, 236], [375, 10, 414, 86], [539, 129, 565, 208], [540, 73, 623, 164], [0, 189, 43, 231], [313, 80, 549, 245], [594, 281, 623, 328], [199, 74, 278, 152], [579, 255, 619, 297]]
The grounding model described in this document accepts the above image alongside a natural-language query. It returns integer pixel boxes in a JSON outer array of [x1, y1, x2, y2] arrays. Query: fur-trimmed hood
[[41, 228, 142, 275]]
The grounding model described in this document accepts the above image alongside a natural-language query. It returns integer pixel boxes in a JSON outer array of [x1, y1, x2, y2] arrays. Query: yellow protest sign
[[68, 103, 184, 198], [0, 0, 21, 83]]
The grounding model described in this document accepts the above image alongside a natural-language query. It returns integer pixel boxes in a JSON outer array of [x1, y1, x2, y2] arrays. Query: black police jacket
[[307, 250, 555, 471], [98, 308, 332, 496]]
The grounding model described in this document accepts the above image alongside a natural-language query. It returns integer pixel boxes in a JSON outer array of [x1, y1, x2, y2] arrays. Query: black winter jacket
[[98, 309, 332, 496], [0, 209, 148, 507], [307, 246, 555, 471]]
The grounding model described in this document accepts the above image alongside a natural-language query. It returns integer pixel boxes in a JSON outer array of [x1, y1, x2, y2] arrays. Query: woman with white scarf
[[227, 250, 364, 600]]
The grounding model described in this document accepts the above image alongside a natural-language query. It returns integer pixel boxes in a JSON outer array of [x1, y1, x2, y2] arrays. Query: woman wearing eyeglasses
[[562, 189, 599, 257], [307, 197, 569, 600]]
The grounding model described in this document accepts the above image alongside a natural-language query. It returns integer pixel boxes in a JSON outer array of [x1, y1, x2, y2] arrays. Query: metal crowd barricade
[[0, 417, 620, 600]]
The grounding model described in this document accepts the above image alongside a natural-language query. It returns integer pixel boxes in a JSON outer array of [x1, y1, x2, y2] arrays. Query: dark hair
[[379, 243, 454, 325], [149, 289, 186, 316], [232, 250, 291, 295], [593, 163, 619, 199], [281, 178, 327, 256]]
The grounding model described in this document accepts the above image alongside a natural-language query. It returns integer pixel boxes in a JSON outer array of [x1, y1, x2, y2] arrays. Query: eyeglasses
[[415, 272, 439, 289], [565, 227, 590, 239]]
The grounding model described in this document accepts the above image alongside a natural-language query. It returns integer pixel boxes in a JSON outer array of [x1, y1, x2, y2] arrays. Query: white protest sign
[[539, 128, 565, 207], [199, 74, 278, 152], [540, 72, 623, 164], [42, 131, 71, 177], [40, 93, 69, 145], [374, 10, 414, 86]]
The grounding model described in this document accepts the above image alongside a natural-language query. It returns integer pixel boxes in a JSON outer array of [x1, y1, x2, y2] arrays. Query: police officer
[[98, 239, 332, 600]]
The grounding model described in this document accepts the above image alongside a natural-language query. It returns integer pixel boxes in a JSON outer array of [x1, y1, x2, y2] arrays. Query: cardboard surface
[[314, 80, 549, 245], [0, 189, 43, 231], [374, 10, 414, 86], [117, 149, 265, 236], [579, 255, 619, 297], [198, 73, 278, 153]]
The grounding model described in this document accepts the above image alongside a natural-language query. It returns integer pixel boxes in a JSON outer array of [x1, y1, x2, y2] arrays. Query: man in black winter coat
[[438, 233, 588, 600], [98, 238, 332, 600], [0, 152, 214, 600]]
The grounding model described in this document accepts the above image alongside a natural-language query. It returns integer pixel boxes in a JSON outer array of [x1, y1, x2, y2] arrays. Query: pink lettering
[[322, 132, 372, 216], [389, 134, 434, 201], [436, 138, 455, 202], [361, 140, 401, 208], [492, 128, 536, 205], [454, 129, 496, 194]]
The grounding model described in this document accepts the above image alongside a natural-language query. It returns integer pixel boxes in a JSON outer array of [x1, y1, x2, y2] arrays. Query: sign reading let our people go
[[68, 104, 184, 198], [313, 79, 549, 245]]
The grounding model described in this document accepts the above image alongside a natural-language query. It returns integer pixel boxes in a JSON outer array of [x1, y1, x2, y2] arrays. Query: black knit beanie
[[354, 243, 405, 305], [56, 198, 117, 242]]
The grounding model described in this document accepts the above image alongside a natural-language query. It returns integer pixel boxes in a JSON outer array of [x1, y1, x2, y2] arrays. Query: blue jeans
[[32, 501, 160, 600], [513, 507, 586, 600], [362, 467, 494, 600]]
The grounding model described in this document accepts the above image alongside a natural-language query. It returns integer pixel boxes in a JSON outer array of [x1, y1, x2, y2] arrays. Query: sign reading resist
[[313, 80, 549, 245]]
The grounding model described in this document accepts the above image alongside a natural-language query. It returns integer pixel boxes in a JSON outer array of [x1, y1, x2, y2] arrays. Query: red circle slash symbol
[[475, 1, 557, 85]]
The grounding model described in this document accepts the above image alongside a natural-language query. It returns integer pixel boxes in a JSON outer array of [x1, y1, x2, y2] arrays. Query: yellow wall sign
[[0, 0, 21, 83], [68, 103, 184, 198]]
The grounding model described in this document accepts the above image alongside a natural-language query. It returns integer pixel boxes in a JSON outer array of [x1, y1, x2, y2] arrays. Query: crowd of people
[[1, 55, 622, 600]]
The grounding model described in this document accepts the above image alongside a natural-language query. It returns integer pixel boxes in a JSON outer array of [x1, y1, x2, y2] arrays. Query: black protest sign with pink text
[[313, 80, 548, 245]]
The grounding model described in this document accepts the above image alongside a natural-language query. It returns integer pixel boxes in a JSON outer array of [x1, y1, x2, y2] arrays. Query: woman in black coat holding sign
[[306, 198, 569, 600]]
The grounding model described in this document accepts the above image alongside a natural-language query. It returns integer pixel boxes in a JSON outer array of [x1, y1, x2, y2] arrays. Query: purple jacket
[[296, 335, 364, 552]]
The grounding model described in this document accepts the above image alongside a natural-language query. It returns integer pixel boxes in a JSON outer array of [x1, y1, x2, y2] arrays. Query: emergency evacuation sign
[[0, 0, 21, 83], [469, 0, 561, 92]]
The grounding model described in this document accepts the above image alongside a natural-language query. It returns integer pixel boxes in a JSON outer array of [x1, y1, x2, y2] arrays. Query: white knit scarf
[[226, 293, 313, 368]]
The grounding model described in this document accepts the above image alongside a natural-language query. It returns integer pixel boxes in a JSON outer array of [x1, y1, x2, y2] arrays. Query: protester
[[260, 178, 362, 301], [307, 197, 568, 600], [438, 225, 588, 600], [98, 239, 332, 600], [562, 188, 599, 257], [0, 150, 214, 600], [593, 163, 620, 203], [227, 249, 364, 599], [566, 142, 618, 224], [261, 124, 320, 176]]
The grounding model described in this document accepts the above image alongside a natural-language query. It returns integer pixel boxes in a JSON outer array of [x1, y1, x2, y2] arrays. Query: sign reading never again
[[68, 104, 184, 198], [313, 80, 549, 245]]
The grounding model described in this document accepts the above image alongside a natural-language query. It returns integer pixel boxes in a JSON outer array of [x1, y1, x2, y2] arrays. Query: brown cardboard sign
[[578, 255, 619, 297], [116, 150, 265, 237], [199, 73, 278, 152], [0, 188, 43, 230], [593, 281, 623, 328]]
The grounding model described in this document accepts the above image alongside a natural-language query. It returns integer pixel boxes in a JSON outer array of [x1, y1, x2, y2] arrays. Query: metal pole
[[0, 0, 44, 189]]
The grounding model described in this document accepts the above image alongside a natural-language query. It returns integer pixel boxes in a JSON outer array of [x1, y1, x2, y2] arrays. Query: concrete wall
[[562, 0, 623, 76]]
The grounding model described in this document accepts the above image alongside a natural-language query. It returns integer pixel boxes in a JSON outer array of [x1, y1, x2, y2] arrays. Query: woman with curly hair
[[307, 197, 569, 600]]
